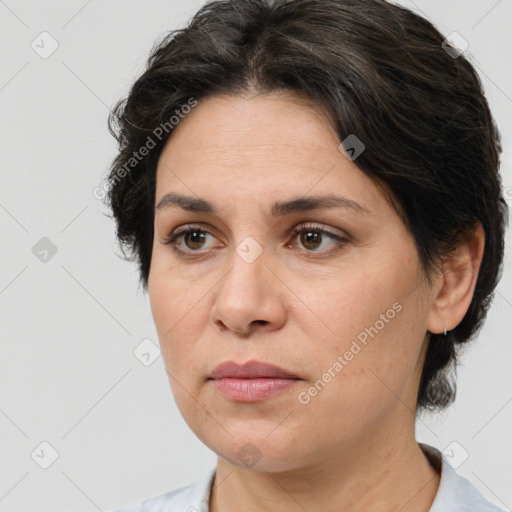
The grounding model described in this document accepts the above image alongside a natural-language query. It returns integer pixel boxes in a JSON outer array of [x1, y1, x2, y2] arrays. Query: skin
[[147, 90, 485, 512]]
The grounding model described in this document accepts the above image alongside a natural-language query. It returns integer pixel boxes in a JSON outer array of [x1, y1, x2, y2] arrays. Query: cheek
[[149, 250, 199, 328], [294, 262, 401, 342], [148, 271, 204, 417], [292, 253, 425, 388], [148, 270, 178, 333], [148, 265, 188, 352], [148, 260, 216, 378]]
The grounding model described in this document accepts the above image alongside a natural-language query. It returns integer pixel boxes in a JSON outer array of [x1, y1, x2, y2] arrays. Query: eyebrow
[[155, 192, 372, 217]]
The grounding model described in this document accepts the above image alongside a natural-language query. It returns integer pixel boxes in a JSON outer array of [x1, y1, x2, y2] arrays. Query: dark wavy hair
[[104, 0, 509, 411]]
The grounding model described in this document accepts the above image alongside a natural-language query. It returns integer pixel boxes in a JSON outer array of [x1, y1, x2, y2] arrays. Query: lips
[[208, 360, 300, 380], [208, 360, 302, 402], [208, 360, 302, 403]]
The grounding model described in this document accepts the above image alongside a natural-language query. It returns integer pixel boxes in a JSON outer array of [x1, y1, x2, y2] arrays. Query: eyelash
[[162, 223, 349, 258]]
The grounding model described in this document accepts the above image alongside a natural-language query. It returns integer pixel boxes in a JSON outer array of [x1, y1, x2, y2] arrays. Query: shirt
[[112, 443, 505, 511]]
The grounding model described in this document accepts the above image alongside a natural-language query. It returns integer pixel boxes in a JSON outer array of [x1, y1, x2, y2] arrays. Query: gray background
[[1, 1, 511, 511]]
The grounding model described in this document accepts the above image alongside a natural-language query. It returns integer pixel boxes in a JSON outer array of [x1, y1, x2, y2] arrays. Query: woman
[[105, 0, 508, 510]]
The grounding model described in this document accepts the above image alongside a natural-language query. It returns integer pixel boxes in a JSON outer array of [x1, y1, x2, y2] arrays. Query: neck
[[209, 413, 440, 512]]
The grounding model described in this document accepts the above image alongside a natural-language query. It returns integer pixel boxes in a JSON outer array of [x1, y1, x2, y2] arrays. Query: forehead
[[154, 92, 391, 220]]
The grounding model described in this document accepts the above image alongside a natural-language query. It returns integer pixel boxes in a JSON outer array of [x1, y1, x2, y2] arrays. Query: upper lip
[[208, 360, 300, 379]]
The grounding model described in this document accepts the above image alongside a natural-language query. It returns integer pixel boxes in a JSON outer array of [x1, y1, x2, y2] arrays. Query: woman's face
[[148, 91, 437, 471]]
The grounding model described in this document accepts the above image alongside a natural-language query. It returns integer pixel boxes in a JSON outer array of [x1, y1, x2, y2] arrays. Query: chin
[[198, 427, 309, 473]]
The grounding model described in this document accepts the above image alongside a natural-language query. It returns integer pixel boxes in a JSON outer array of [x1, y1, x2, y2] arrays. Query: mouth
[[208, 359, 301, 379], [208, 360, 302, 403]]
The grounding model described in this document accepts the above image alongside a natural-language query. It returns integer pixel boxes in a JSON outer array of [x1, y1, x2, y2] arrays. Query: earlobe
[[426, 223, 486, 335]]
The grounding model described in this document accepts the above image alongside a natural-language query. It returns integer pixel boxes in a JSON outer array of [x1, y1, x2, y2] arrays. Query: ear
[[426, 223, 486, 335]]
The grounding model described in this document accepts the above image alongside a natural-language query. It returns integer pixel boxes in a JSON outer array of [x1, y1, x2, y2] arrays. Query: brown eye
[[163, 225, 216, 254], [181, 230, 208, 250], [299, 230, 323, 250], [289, 223, 349, 256]]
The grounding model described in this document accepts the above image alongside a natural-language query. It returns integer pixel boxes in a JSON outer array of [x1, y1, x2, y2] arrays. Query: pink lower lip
[[210, 377, 300, 402]]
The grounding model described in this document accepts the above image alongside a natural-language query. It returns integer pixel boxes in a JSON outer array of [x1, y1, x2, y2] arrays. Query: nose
[[209, 245, 287, 337]]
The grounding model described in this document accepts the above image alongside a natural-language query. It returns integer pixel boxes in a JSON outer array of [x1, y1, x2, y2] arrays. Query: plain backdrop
[[1, 1, 511, 511]]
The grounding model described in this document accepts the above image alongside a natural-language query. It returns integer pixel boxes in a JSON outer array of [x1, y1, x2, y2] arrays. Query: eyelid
[[289, 222, 348, 240]]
